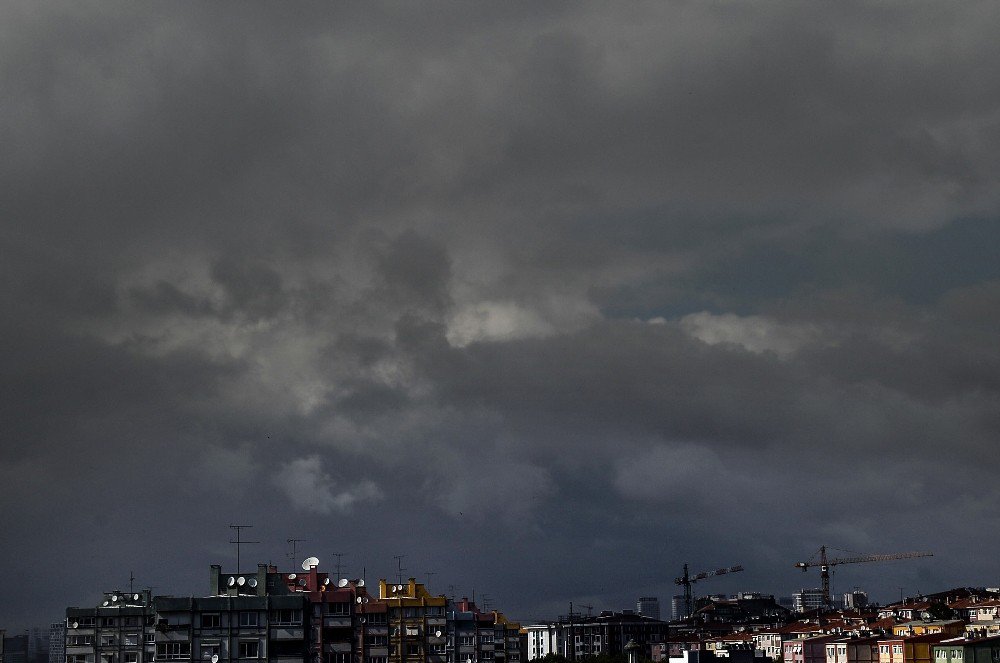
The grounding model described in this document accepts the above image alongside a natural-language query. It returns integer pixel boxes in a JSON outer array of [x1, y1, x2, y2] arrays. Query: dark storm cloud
[[2, 0, 1000, 630]]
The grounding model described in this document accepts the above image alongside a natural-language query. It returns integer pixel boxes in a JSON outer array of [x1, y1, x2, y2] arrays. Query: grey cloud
[[3, 0, 1000, 632]]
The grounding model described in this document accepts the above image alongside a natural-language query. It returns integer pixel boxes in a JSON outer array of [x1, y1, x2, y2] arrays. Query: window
[[124, 654, 138, 663], [124, 618, 140, 628], [238, 613, 258, 628], [78, 618, 97, 628], [368, 657, 388, 663], [270, 610, 301, 625], [406, 626, 420, 637], [426, 607, 444, 616], [156, 643, 191, 660], [69, 635, 95, 646], [481, 635, 494, 644], [330, 603, 351, 616], [366, 613, 387, 625], [366, 636, 388, 646], [431, 645, 446, 655], [201, 615, 221, 629], [238, 642, 259, 659], [460, 637, 475, 646], [125, 635, 140, 647], [406, 645, 422, 656], [145, 634, 155, 645], [200, 645, 220, 661], [101, 636, 117, 647], [893, 646, 903, 655], [101, 618, 116, 628]]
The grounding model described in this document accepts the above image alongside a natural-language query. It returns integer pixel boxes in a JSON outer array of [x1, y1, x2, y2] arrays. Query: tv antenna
[[129, 571, 135, 594], [332, 552, 345, 580], [229, 524, 259, 574], [287, 539, 306, 563], [393, 555, 407, 585], [425, 571, 436, 588]]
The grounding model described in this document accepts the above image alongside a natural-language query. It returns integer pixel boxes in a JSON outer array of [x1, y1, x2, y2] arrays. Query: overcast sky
[[4, 1, 1000, 631]]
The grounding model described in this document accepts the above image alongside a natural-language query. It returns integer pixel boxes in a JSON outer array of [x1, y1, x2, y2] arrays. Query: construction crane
[[794, 546, 933, 608], [674, 563, 744, 620]]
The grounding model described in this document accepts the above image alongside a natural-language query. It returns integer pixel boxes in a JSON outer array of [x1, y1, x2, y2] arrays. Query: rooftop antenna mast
[[129, 571, 135, 594], [332, 552, 345, 580], [287, 539, 306, 564], [229, 524, 259, 575], [425, 571, 436, 588], [393, 555, 407, 586]]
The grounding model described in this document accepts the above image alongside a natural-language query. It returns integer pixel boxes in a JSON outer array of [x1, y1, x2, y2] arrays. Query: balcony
[[269, 628, 304, 640], [324, 616, 352, 628]]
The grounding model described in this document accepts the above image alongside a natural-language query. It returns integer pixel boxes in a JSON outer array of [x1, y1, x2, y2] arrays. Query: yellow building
[[379, 579, 449, 663], [892, 622, 966, 638]]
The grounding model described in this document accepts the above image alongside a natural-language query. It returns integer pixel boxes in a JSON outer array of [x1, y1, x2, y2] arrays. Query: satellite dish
[[237, 577, 246, 586], [212, 656, 219, 663], [356, 596, 363, 603], [133, 594, 140, 601], [357, 579, 365, 587], [112, 595, 119, 602], [435, 630, 442, 637], [297, 578, 307, 586], [248, 579, 257, 588], [360, 617, 366, 624], [71, 622, 79, 629], [288, 573, 297, 580], [227, 577, 236, 587], [362, 597, 369, 604], [319, 585, 326, 592], [338, 578, 348, 588], [103, 601, 109, 607], [323, 578, 331, 586], [302, 556, 320, 571]]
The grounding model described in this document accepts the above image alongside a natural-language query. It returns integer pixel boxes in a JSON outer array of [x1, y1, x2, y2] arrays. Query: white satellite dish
[[297, 578, 307, 586], [288, 573, 297, 580], [212, 655, 219, 663], [103, 601, 110, 607], [323, 578, 331, 586], [112, 595, 119, 602], [237, 577, 246, 586], [338, 578, 348, 588], [357, 579, 365, 587], [227, 577, 236, 587], [133, 594, 140, 601], [360, 617, 366, 624], [248, 579, 258, 588], [362, 597, 369, 604], [435, 630, 442, 638], [71, 622, 79, 629], [356, 597, 362, 604], [302, 556, 320, 571]]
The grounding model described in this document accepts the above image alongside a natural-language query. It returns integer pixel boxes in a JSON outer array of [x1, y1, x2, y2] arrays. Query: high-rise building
[[842, 591, 868, 610], [792, 588, 826, 612], [636, 598, 660, 621], [671, 595, 686, 621], [48, 623, 65, 663]]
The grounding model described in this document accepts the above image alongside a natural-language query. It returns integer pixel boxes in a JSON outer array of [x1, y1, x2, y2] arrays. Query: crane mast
[[674, 563, 744, 619], [794, 546, 933, 608]]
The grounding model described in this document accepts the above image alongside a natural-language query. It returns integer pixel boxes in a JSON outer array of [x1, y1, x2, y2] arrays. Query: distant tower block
[[636, 596, 660, 620]]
